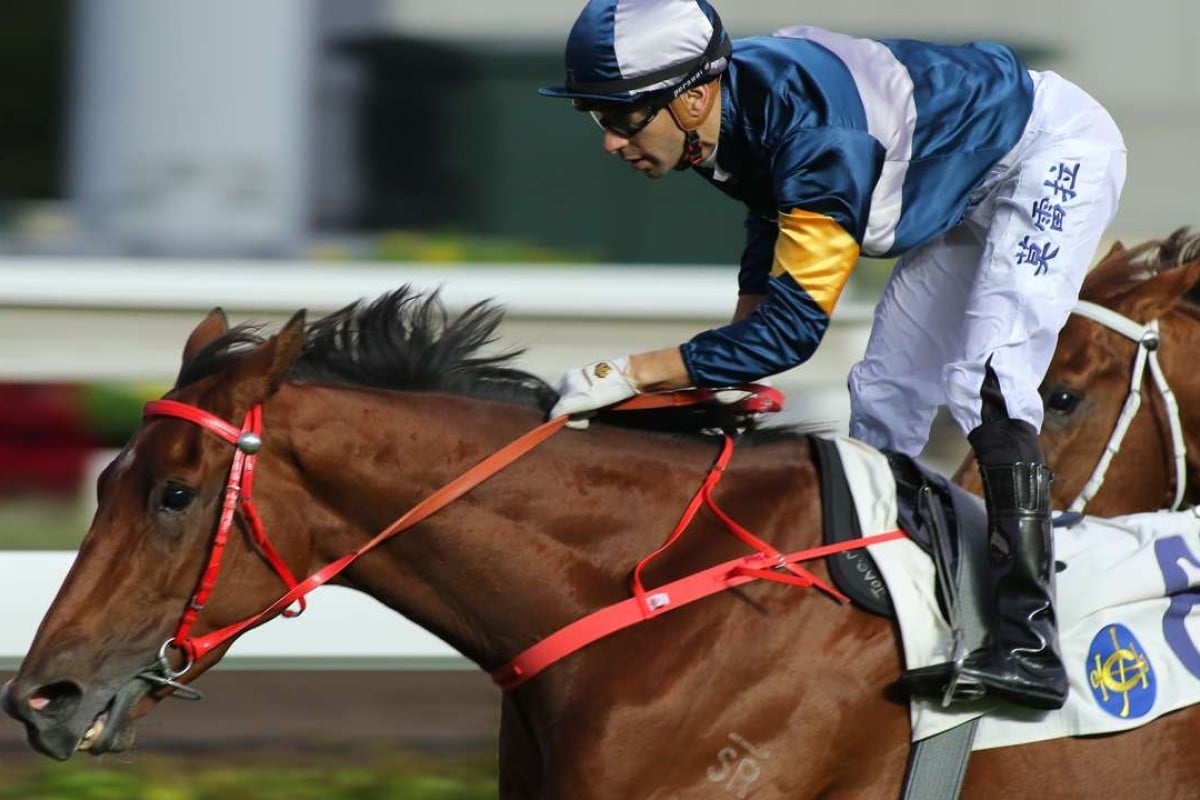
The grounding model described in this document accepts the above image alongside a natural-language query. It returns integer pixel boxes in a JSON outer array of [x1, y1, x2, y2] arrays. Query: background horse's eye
[[159, 484, 194, 513], [1045, 389, 1081, 415]]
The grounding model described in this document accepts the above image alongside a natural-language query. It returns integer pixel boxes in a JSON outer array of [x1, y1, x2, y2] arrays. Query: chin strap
[[677, 130, 704, 169], [669, 82, 718, 170]]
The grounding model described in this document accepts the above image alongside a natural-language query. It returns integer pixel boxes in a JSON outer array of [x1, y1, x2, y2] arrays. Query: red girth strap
[[490, 429, 904, 691], [491, 529, 905, 691]]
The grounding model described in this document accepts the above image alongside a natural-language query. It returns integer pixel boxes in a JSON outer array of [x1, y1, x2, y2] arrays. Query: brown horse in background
[[956, 228, 1200, 515], [4, 290, 1200, 798]]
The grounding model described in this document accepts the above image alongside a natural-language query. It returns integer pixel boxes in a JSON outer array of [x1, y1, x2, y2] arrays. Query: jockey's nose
[[603, 129, 630, 155]]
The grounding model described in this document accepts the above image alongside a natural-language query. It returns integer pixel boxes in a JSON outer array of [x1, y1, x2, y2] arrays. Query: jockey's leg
[[848, 227, 977, 456], [964, 399, 1066, 708], [902, 376, 1068, 709], [901, 71, 1126, 709]]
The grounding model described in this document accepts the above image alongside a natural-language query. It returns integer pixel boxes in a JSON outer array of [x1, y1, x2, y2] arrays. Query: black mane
[[177, 287, 557, 411]]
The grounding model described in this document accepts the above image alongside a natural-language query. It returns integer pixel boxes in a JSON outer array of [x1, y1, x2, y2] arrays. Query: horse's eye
[[159, 484, 194, 513], [1045, 389, 1081, 415]]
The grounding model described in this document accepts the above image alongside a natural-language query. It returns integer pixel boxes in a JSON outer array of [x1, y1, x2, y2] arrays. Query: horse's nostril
[[26, 681, 83, 722], [0, 680, 16, 719]]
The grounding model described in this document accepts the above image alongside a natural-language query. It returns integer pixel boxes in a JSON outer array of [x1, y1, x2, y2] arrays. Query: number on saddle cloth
[[596, 383, 784, 434]]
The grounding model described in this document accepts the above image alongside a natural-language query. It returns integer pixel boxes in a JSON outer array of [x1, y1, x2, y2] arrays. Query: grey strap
[[900, 720, 977, 800]]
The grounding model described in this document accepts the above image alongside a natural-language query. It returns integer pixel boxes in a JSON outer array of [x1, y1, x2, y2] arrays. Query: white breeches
[[848, 70, 1127, 456]]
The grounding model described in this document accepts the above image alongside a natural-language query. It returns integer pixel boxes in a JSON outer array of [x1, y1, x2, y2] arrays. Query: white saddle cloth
[[831, 435, 1200, 751]]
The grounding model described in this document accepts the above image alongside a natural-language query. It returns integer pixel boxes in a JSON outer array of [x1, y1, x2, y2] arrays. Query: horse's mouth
[[74, 679, 148, 756]]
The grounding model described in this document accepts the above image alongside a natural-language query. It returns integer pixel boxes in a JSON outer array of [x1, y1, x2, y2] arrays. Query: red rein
[[142, 392, 904, 693]]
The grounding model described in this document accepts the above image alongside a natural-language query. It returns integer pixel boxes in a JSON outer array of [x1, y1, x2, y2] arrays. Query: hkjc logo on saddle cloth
[[828, 434, 1200, 751], [1087, 624, 1155, 720]]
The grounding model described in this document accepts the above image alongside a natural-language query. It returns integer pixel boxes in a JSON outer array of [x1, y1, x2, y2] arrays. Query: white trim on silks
[[830, 435, 1200, 751], [774, 26, 915, 255], [612, 0, 713, 93], [1067, 300, 1187, 512]]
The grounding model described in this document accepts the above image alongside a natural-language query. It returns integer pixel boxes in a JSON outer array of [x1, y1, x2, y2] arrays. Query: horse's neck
[[285, 386, 808, 671]]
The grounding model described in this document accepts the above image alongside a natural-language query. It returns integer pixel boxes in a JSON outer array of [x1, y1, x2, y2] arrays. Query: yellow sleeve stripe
[[770, 209, 861, 316]]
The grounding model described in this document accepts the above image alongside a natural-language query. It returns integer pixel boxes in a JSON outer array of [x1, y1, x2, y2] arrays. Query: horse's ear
[[232, 310, 307, 404], [182, 308, 229, 370], [263, 310, 307, 395], [1081, 241, 1129, 295], [1114, 258, 1200, 323], [1099, 239, 1123, 261]]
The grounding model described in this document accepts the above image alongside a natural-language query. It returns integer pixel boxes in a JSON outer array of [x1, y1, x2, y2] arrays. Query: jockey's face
[[592, 104, 681, 179]]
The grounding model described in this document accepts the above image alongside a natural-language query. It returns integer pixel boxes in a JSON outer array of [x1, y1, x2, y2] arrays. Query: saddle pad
[[829, 435, 1200, 751]]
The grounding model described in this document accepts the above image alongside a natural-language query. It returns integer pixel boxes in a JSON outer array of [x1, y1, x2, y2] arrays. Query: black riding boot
[[901, 419, 1068, 710]]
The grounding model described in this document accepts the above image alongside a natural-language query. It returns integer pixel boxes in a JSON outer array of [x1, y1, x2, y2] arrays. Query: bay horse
[[956, 228, 1200, 515], [4, 289, 1200, 799]]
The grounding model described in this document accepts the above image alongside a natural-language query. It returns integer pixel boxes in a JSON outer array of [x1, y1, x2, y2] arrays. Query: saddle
[[812, 438, 992, 660], [593, 383, 784, 433]]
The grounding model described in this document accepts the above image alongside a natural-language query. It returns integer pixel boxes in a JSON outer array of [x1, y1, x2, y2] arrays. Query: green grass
[[0, 752, 499, 800]]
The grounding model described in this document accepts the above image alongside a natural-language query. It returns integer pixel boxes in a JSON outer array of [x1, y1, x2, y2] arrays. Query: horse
[[955, 228, 1200, 515], [4, 289, 1200, 799]]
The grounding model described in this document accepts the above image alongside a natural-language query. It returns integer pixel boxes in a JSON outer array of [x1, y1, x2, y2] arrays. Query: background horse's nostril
[[26, 681, 83, 722]]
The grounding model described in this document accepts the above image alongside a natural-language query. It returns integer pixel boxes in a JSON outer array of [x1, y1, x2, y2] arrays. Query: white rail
[[0, 552, 464, 670], [0, 257, 875, 319]]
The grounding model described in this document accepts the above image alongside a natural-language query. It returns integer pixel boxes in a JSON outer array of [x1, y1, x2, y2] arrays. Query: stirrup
[[926, 582, 979, 707], [941, 670, 987, 706], [899, 660, 987, 706]]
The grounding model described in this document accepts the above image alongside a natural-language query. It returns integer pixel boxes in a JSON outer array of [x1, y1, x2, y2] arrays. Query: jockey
[[540, 0, 1127, 710]]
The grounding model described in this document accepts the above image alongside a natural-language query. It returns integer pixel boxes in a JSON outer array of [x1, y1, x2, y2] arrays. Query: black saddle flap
[[813, 438, 990, 628], [812, 437, 895, 617]]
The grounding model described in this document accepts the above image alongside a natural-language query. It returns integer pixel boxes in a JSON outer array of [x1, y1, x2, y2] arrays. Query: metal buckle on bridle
[[137, 638, 204, 701], [237, 432, 262, 454]]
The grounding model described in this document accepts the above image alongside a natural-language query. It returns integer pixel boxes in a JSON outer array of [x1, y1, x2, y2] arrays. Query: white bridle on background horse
[[1066, 300, 1187, 512]]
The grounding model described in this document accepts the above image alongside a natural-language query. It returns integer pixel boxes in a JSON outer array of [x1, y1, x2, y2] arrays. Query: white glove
[[550, 356, 640, 429]]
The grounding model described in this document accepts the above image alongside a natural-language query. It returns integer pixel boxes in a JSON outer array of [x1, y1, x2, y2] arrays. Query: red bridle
[[144, 401, 306, 655], [139, 398, 568, 693], [138, 388, 903, 697]]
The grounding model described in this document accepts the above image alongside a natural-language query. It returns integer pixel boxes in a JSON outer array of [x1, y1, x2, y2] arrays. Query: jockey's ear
[[668, 79, 719, 131], [180, 308, 230, 373], [1116, 258, 1200, 324], [231, 310, 307, 407]]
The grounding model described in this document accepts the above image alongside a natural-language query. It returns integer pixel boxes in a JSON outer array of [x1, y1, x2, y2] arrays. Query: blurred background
[[0, 0, 1195, 796]]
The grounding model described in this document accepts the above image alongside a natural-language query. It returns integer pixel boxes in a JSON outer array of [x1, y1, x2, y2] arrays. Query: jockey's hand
[[549, 357, 640, 430]]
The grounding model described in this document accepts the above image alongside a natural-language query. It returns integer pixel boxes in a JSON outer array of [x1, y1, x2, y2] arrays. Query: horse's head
[[955, 231, 1200, 513], [1, 309, 311, 759]]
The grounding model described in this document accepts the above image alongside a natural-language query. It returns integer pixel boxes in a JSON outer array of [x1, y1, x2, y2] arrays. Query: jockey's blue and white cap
[[539, 0, 731, 107]]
